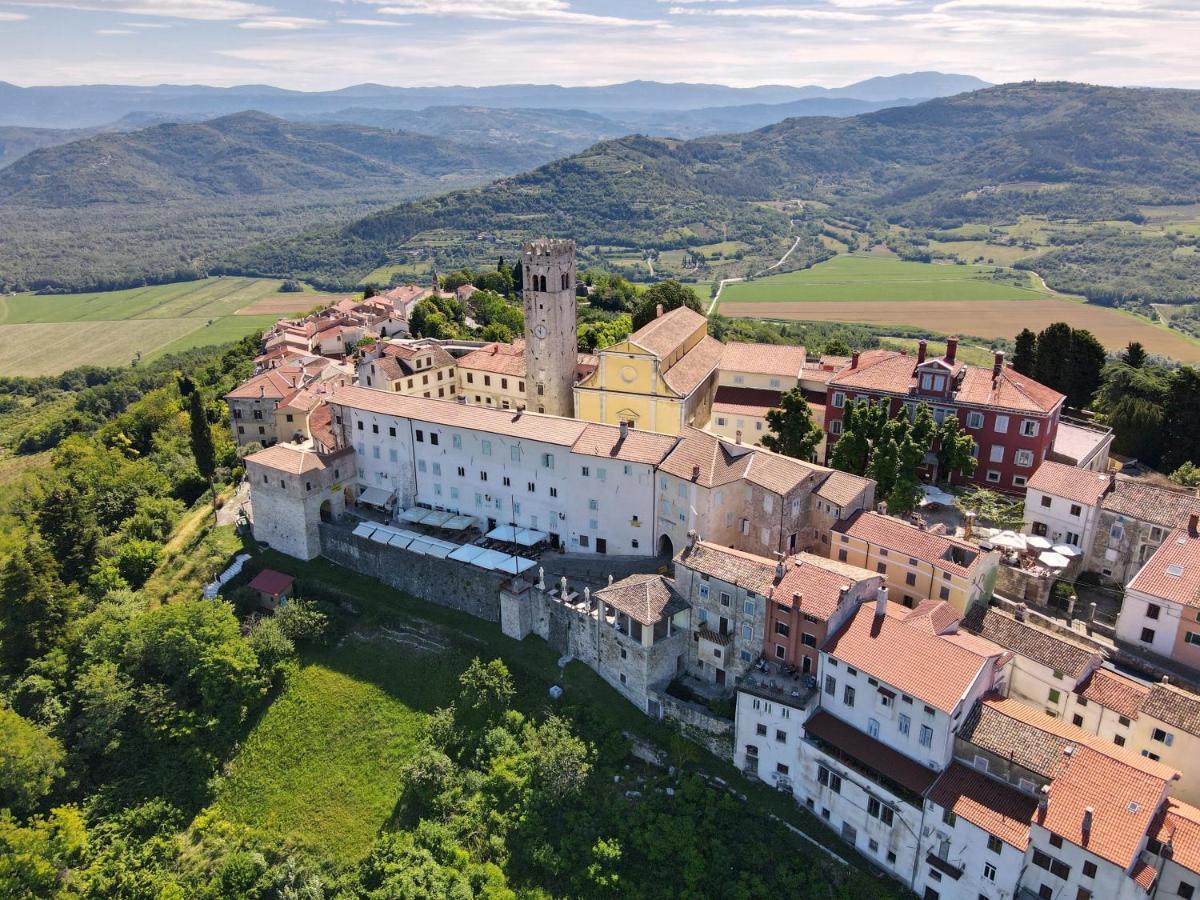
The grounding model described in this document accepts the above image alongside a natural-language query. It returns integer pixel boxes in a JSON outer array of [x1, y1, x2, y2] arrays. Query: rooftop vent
[[1166, 564, 1185, 577]]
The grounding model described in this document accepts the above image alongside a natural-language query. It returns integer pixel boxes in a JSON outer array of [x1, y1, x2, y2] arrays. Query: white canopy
[[358, 486, 394, 508], [386, 533, 413, 549], [1052, 544, 1082, 558], [421, 510, 454, 528], [449, 544, 488, 564], [369, 529, 393, 545], [990, 531, 1027, 551], [1026, 535, 1054, 550], [513, 528, 549, 547], [496, 555, 537, 575], [423, 541, 454, 559], [351, 522, 377, 539], [486, 525, 519, 542], [405, 539, 432, 556], [442, 515, 478, 531], [472, 548, 513, 570], [398, 507, 429, 524], [1039, 551, 1071, 568], [919, 484, 956, 508]]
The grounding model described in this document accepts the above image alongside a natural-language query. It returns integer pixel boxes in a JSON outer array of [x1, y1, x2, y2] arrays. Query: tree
[[34, 484, 101, 587], [1063, 329, 1106, 408], [0, 707, 65, 817], [0, 807, 87, 898], [823, 337, 851, 357], [631, 281, 703, 330], [936, 415, 978, 483], [114, 538, 163, 589], [1012, 328, 1037, 375], [1093, 362, 1168, 461], [760, 387, 823, 460], [188, 389, 218, 523], [1124, 341, 1147, 368], [1159, 366, 1200, 472], [0, 539, 74, 674], [1032, 322, 1073, 393], [828, 400, 877, 476]]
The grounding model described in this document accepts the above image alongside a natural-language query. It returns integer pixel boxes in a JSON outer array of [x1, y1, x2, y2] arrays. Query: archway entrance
[[657, 534, 674, 558], [320, 499, 333, 523]]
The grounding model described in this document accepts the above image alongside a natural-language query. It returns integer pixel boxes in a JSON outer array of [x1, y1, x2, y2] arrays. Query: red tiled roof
[[964, 607, 1101, 681], [903, 599, 961, 635], [719, 341, 806, 378], [570, 423, 679, 465], [663, 334, 723, 396], [244, 444, 351, 475], [458, 340, 527, 377], [1128, 527, 1200, 608], [596, 573, 687, 626], [1151, 799, 1200, 875], [1130, 858, 1158, 890], [1102, 480, 1200, 529], [1076, 668, 1149, 720], [774, 553, 878, 621], [676, 540, 779, 596], [1026, 460, 1113, 507], [814, 470, 873, 509], [225, 368, 304, 401], [804, 710, 939, 796], [712, 386, 782, 417], [1142, 683, 1200, 736], [834, 510, 984, 576], [927, 762, 1038, 850], [824, 603, 993, 713], [249, 568, 294, 596], [627, 305, 707, 359]]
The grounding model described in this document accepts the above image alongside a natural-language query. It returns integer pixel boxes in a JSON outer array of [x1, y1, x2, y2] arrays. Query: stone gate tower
[[522, 238, 577, 417]]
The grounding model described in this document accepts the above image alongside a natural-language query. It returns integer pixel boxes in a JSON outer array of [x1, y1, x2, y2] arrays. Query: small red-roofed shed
[[249, 568, 295, 610]]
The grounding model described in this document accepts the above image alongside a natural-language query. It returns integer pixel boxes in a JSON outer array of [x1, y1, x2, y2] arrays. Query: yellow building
[[358, 340, 458, 400], [830, 510, 999, 615], [574, 306, 723, 435]]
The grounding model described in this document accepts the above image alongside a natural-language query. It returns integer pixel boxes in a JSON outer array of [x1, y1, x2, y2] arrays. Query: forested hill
[[224, 82, 1200, 288], [0, 111, 528, 207]]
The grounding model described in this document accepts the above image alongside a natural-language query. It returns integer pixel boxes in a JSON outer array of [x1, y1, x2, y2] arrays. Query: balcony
[[803, 710, 937, 807]]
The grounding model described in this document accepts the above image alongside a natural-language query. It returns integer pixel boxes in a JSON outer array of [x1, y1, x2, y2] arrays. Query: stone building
[[521, 239, 578, 417], [244, 443, 353, 560], [1086, 479, 1200, 585], [357, 340, 458, 399]]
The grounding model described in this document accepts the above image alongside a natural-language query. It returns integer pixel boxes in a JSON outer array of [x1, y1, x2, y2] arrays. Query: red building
[[823, 338, 1065, 495]]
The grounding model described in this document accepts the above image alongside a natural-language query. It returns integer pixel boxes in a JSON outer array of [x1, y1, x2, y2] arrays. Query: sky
[[0, 0, 1197, 92]]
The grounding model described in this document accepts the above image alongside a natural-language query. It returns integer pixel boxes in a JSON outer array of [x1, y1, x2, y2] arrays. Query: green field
[[0, 277, 340, 376], [719, 254, 1048, 304]]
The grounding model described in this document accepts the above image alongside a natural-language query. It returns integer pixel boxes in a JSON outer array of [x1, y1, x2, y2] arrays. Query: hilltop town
[[230, 239, 1200, 900]]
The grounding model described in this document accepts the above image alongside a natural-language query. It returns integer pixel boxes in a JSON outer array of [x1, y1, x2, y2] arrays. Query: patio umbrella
[[1038, 551, 1071, 568], [990, 531, 1027, 551], [1026, 535, 1053, 550], [1052, 544, 1082, 557]]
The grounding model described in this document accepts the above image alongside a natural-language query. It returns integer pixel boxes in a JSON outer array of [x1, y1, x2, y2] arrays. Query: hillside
[[0, 112, 532, 291], [223, 82, 1200, 294]]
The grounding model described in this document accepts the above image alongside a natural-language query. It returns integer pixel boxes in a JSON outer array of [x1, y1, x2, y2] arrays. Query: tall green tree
[[0, 540, 74, 674], [1124, 341, 1147, 368], [34, 484, 101, 587], [1032, 322, 1073, 393], [760, 387, 823, 460], [1063, 328, 1107, 408], [188, 389, 218, 522], [0, 708, 65, 817], [1094, 362, 1168, 461], [828, 400, 875, 475], [631, 281, 703, 331], [1159, 366, 1200, 473], [1012, 328, 1037, 375], [936, 415, 979, 483]]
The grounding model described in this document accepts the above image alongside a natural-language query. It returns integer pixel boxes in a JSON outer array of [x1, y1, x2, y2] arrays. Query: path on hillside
[[708, 233, 804, 315]]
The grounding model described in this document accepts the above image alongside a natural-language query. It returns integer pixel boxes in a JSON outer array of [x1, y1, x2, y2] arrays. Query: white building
[[1023, 459, 1113, 551]]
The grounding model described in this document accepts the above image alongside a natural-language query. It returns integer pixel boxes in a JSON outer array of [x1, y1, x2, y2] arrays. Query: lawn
[[0, 277, 344, 376], [718, 254, 1047, 304]]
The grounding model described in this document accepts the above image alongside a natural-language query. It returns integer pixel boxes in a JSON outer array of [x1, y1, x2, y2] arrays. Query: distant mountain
[[0, 112, 532, 291], [0, 113, 180, 169], [221, 82, 1200, 288], [0, 73, 988, 129]]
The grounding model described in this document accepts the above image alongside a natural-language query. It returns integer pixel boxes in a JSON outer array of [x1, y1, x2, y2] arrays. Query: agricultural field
[[716, 253, 1200, 361], [928, 239, 1044, 266], [358, 259, 432, 287], [0, 277, 343, 376]]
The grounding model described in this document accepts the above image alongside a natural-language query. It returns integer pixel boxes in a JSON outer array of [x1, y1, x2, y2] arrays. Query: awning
[[990, 531, 1027, 551], [421, 510, 454, 528], [514, 528, 548, 547], [352, 522, 377, 539], [398, 508, 429, 524], [405, 539, 432, 556], [423, 542, 454, 559], [472, 549, 512, 570], [358, 486, 394, 508], [1026, 535, 1053, 550], [1052, 544, 1082, 558], [919, 484, 956, 508], [486, 525, 519, 542], [1039, 551, 1071, 568], [369, 529, 393, 545], [496, 556, 537, 575], [449, 544, 487, 564], [443, 515, 478, 531], [387, 533, 412, 549]]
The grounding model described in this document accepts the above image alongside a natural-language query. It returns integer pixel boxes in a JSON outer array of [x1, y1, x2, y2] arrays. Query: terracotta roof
[[955, 365, 1064, 414], [570, 423, 679, 465], [658, 428, 756, 488], [330, 385, 589, 446], [824, 603, 994, 713], [1142, 683, 1200, 736], [1102, 480, 1200, 529], [804, 710, 939, 796], [244, 444, 350, 475], [676, 540, 779, 596], [712, 386, 782, 416], [627, 305, 707, 359], [926, 762, 1038, 850], [1039, 742, 1170, 870], [1076, 668, 1149, 720], [663, 334, 723, 396], [719, 342, 806, 378], [834, 510, 984, 577], [308, 402, 336, 452], [800, 356, 851, 385], [964, 607, 1101, 680], [774, 553, 879, 621], [596, 573, 688, 626], [814, 470, 873, 509], [903, 599, 961, 635], [248, 569, 294, 596], [1128, 527, 1200, 608], [1130, 859, 1159, 891], [828, 350, 1063, 414], [225, 368, 304, 401], [1026, 460, 1113, 507], [458, 341, 527, 377], [1151, 798, 1200, 875]]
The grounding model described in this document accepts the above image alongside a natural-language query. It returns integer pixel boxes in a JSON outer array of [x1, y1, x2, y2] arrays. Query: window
[[824, 675, 836, 696], [876, 562, 887, 574], [942, 808, 957, 827], [919, 725, 933, 747], [832, 392, 845, 408], [1048, 688, 1061, 704], [830, 420, 843, 435], [1021, 419, 1039, 437], [1082, 861, 1097, 879], [775, 729, 786, 744], [905, 571, 917, 586], [1147, 602, 1162, 620], [939, 586, 951, 601], [989, 444, 1004, 463], [986, 470, 1001, 484], [720, 591, 732, 607], [775, 621, 790, 638], [844, 685, 856, 707], [1141, 627, 1156, 644], [1178, 883, 1194, 900], [1049, 834, 1063, 849], [983, 862, 996, 882], [994, 415, 1009, 433], [898, 714, 911, 736], [868, 718, 880, 738], [1072, 714, 1084, 727], [987, 835, 1003, 854], [1114, 734, 1126, 747], [966, 411, 984, 429], [776, 762, 789, 775], [744, 598, 756, 615], [817, 766, 841, 793], [1152, 728, 1174, 746], [1016, 449, 1034, 467], [1040, 495, 1053, 508]]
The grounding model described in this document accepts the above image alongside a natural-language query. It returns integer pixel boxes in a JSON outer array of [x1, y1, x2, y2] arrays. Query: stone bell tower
[[522, 238, 577, 417]]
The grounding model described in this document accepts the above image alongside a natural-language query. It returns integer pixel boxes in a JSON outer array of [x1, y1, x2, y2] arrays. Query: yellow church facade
[[573, 305, 723, 435]]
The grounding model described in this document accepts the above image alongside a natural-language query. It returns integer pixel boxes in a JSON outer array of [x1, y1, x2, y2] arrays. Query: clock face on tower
[[534, 323, 547, 339]]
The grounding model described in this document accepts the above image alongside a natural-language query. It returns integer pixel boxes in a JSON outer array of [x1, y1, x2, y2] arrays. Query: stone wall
[[319, 523, 505, 621], [995, 563, 1053, 607], [651, 689, 735, 762]]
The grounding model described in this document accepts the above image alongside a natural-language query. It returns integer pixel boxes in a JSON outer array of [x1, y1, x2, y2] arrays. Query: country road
[[707, 233, 804, 315]]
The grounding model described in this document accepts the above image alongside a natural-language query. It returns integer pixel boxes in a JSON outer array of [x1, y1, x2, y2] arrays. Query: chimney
[[877, 500, 888, 516], [993, 350, 1005, 380], [1038, 785, 1050, 814], [735, 429, 742, 445], [850, 351, 860, 369], [259, 384, 265, 398], [655, 303, 664, 319], [686, 529, 698, 550], [1163, 675, 1171, 685], [692, 464, 701, 481], [792, 591, 803, 604], [945, 337, 958, 364], [619, 421, 628, 440], [1015, 603, 1027, 622], [1082, 807, 1094, 837], [875, 585, 888, 618], [917, 339, 927, 364], [1189, 513, 1198, 537]]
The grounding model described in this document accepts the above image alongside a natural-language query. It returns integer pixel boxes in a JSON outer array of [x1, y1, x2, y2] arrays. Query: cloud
[[374, 0, 662, 28], [6, 0, 271, 20], [0, 11, 30, 19], [121, 20, 170, 26], [238, 15, 324, 29], [667, 5, 881, 21], [338, 17, 405, 26], [96, 27, 134, 32]]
